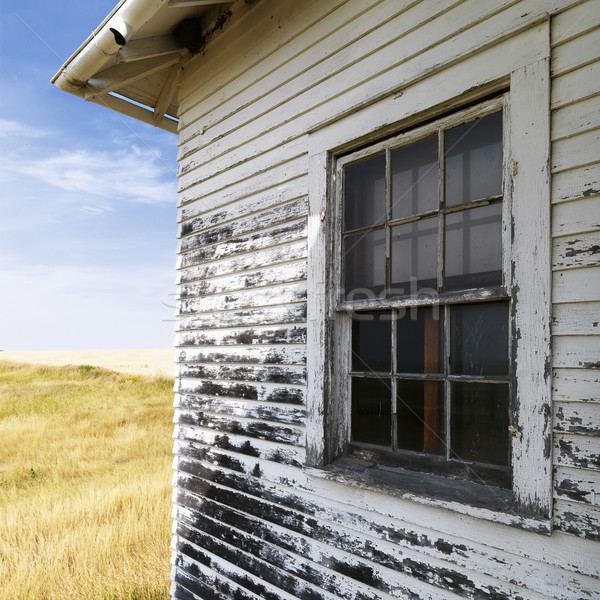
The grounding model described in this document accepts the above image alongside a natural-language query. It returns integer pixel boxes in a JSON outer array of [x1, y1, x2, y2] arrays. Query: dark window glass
[[444, 203, 502, 290], [397, 380, 444, 454], [344, 104, 509, 481], [450, 382, 509, 466], [352, 378, 391, 446], [343, 229, 386, 300], [445, 111, 503, 207], [352, 311, 392, 373], [450, 302, 509, 376], [390, 216, 438, 294], [344, 154, 386, 231], [397, 306, 443, 374], [391, 135, 438, 220]]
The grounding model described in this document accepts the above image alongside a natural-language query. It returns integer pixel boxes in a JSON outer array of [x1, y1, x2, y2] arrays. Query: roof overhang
[[51, 0, 234, 134]]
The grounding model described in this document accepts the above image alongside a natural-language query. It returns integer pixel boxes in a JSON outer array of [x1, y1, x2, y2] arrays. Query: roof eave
[[51, 0, 195, 134]]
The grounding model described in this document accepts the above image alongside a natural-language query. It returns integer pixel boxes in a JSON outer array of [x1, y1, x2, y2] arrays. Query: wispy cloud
[[0, 119, 177, 211], [5, 146, 176, 206], [0, 118, 51, 138]]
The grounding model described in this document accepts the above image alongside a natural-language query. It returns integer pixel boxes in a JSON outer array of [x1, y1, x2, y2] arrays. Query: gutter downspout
[[51, 0, 165, 96]]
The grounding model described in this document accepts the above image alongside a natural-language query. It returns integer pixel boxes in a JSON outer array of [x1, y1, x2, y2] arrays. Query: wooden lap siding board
[[172, 1, 600, 599], [550, 0, 600, 545]]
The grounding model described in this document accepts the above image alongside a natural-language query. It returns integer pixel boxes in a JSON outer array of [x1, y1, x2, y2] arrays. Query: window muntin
[[341, 106, 505, 301], [339, 101, 510, 488]]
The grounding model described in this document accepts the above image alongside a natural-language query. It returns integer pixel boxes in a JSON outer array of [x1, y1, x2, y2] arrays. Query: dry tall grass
[[0, 362, 174, 600]]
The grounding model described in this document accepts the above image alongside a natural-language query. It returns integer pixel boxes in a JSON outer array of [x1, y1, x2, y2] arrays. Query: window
[[337, 100, 511, 489], [306, 49, 552, 529]]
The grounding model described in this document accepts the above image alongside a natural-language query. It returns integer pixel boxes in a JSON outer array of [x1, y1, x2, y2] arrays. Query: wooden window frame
[[336, 98, 511, 487], [305, 29, 552, 533]]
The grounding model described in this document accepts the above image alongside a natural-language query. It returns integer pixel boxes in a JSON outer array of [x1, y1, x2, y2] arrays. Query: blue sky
[[0, 1, 179, 350]]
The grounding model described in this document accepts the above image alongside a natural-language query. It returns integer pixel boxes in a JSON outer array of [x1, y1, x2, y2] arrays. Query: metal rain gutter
[[51, 0, 165, 96]]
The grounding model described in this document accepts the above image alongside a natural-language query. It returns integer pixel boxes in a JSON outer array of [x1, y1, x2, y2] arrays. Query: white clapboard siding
[[554, 499, 600, 541], [170, 1, 600, 599], [178, 181, 307, 229], [553, 336, 600, 370], [551, 26, 600, 76], [552, 302, 600, 336], [177, 150, 308, 206], [174, 435, 600, 576], [554, 401, 600, 436], [552, 95, 600, 141], [176, 260, 307, 300], [551, 61, 600, 109], [177, 219, 308, 270], [177, 0, 335, 114], [176, 362, 307, 385], [551, 194, 600, 236], [178, 0, 550, 165], [176, 345, 306, 366], [177, 0, 392, 136], [552, 129, 600, 174], [177, 157, 308, 207], [550, 2, 600, 549], [550, 0, 600, 47], [176, 303, 307, 332], [178, 0, 455, 152], [175, 328, 306, 352], [553, 267, 600, 303], [173, 427, 306, 468], [172, 451, 600, 596], [553, 368, 600, 402], [552, 231, 600, 271], [175, 393, 306, 423], [176, 0, 556, 189], [172, 461, 577, 600], [176, 239, 308, 284], [555, 465, 600, 506], [554, 432, 600, 471], [177, 197, 308, 253], [552, 163, 600, 203], [176, 282, 307, 316]]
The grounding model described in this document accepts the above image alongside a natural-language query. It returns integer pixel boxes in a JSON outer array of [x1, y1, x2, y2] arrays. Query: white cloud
[[0, 119, 51, 138], [5, 146, 176, 206], [0, 118, 177, 211], [0, 119, 179, 350]]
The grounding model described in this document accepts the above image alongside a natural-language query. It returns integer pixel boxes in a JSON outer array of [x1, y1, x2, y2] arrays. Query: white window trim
[[305, 23, 552, 533]]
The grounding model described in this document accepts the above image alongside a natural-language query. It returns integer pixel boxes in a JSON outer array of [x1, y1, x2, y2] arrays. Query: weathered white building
[[54, 1, 600, 598]]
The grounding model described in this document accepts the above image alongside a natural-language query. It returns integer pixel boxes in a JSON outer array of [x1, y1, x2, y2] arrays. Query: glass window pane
[[450, 302, 509, 376], [397, 380, 444, 455], [390, 216, 438, 295], [445, 111, 503, 207], [450, 382, 509, 466], [444, 203, 502, 290], [352, 311, 392, 373], [352, 378, 392, 446], [343, 229, 386, 300], [344, 154, 386, 231], [391, 135, 438, 220], [397, 306, 443, 374]]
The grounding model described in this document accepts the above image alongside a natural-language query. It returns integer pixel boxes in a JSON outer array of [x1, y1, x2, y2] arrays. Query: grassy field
[[0, 361, 175, 600]]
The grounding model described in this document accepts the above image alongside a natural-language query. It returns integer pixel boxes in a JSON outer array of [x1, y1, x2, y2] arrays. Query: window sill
[[304, 457, 552, 535]]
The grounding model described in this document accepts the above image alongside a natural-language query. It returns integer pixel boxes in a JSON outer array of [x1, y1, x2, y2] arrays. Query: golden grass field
[[0, 359, 175, 600]]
